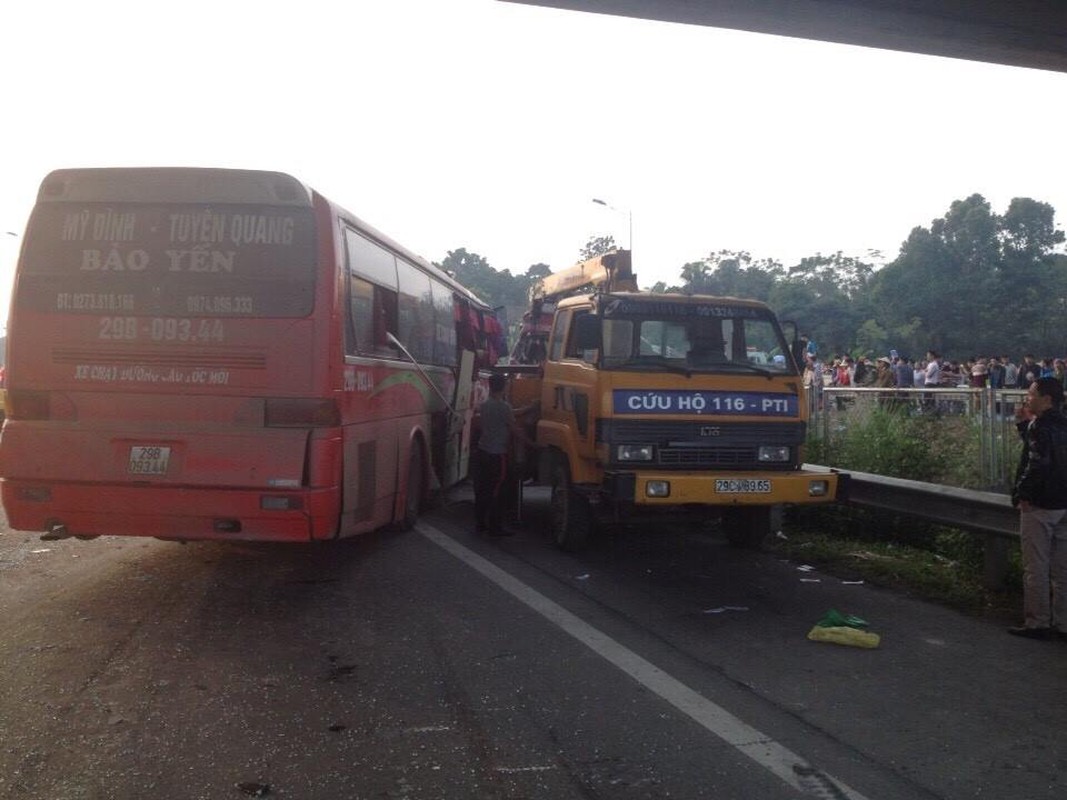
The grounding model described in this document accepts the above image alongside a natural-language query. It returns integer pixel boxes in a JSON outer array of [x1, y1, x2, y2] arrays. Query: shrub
[[829, 406, 947, 482]]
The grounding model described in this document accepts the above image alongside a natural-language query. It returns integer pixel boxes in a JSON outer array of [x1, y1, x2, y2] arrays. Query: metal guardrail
[[805, 464, 1017, 589]]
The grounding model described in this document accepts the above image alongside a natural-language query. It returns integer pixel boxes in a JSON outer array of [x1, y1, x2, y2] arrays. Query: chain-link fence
[[806, 386, 1027, 492]]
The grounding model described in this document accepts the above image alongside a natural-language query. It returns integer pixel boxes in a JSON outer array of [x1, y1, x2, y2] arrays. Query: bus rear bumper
[[1, 480, 341, 543]]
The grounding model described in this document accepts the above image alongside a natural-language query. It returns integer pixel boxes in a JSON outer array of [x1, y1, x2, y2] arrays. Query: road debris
[[703, 606, 750, 614], [807, 608, 881, 648], [236, 782, 271, 797]]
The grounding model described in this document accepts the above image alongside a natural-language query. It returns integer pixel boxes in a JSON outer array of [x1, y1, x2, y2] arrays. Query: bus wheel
[[723, 506, 772, 549], [400, 440, 424, 531], [550, 457, 591, 552]]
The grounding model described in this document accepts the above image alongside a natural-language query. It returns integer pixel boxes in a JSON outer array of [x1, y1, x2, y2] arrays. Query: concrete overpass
[[503, 1, 1067, 73]]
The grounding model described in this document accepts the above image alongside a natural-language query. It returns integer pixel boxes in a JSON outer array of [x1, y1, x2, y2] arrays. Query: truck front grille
[[657, 446, 755, 468], [598, 420, 805, 471]]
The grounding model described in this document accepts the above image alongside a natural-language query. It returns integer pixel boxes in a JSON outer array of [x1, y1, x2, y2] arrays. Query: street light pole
[[591, 198, 632, 252]]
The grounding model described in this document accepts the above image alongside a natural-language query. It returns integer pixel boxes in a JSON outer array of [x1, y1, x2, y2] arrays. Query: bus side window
[[373, 286, 399, 352], [349, 276, 375, 356], [430, 282, 456, 367], [349, 275, 398, 356], [345, 227, 400, 356], [397, 259, 434, 362]]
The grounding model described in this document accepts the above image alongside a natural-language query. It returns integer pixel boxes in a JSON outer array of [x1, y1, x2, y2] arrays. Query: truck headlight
[[617, 444, 654, 461], [646, 480, 670, 497], [809, 480, 829, 496], [758, 446, 790, 463]]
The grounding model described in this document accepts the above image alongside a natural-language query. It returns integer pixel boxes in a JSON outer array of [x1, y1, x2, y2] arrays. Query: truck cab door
[[540, 308, 600, 482]]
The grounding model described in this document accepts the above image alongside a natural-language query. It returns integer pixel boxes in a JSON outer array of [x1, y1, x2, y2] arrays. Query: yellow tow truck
[[505, 250, 847, 551]]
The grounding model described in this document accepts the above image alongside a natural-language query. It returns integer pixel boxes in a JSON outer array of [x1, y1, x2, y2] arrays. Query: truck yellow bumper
[[624, 469, 845, 506]]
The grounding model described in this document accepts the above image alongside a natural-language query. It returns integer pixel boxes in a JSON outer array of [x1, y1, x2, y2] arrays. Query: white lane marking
[[418, 522, 871, 800]]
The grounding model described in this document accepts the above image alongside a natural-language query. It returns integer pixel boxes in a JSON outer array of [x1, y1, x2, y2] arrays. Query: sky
[[2, 0, 1065, 322]]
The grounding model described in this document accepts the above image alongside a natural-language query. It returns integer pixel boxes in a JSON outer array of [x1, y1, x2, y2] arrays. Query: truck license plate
[[128, 446, 171, 476], [715, 479, 771, 493]]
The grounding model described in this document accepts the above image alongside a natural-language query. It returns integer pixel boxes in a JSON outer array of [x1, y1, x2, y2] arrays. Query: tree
[[1000, 198, 1064, 258], [997, 198, 1066, 348], [787, 252, 873, 300], [438, 249, 525, 306], [872, 194, 1065, 356], [854, 319, 889, 358], [580, 235, 617, 260], [438, 248, 497, 303], [771, 252, 878, 356], [679, 250, 782, 301], [871, 195, 1000, 354]]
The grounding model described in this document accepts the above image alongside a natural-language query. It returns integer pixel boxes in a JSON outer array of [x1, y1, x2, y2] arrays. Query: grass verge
[[772, 507, 1021, 623]]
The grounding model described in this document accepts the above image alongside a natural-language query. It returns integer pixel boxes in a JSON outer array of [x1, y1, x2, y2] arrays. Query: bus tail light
[[265, 399, 341, 428], [7, 391, 76, 421]]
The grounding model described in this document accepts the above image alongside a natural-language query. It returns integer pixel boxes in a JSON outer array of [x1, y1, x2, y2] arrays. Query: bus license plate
[[715, 479, 771, 494], [128, 446, 171, 475]]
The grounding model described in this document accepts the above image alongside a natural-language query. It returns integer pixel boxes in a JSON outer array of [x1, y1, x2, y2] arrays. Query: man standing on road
[[1009, 377, 1067, 639], [473, 373, 535, 537]]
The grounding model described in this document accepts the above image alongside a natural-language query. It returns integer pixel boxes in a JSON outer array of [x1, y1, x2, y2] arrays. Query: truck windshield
[[599, 309, 795, 375]]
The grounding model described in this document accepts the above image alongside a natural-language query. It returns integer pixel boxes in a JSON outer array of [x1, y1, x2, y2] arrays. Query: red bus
[[0, 168, 503, 542]]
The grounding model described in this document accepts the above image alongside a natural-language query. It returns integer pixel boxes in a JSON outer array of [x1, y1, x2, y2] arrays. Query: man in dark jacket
[[1017, 354, 1039, 388], [1010, 377, 1067, 639]]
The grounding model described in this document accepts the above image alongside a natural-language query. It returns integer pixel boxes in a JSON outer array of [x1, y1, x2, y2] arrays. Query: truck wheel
[[550, 458, 591, 552], [723, 506, 772, 549], [399, 440, 425, 531]]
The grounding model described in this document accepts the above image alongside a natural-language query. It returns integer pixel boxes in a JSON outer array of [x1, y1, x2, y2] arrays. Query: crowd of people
[[803, 350, 1067, 392]]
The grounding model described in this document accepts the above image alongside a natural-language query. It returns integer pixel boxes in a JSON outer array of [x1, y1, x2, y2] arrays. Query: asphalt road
[[1, 487, 1065, 799]]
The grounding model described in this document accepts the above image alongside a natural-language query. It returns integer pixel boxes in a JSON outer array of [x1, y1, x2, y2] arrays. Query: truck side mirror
[[574, 314, 602, 351]]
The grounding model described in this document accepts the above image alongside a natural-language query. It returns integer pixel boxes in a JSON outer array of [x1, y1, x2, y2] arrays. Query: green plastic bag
[[814, 609, 869, 629]]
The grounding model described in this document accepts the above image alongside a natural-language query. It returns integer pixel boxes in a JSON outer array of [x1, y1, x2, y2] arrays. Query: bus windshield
[[17, 202, 317, 317]]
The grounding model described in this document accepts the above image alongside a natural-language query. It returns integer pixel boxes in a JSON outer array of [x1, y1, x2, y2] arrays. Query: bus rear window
[[16, 203, 317, 317]]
